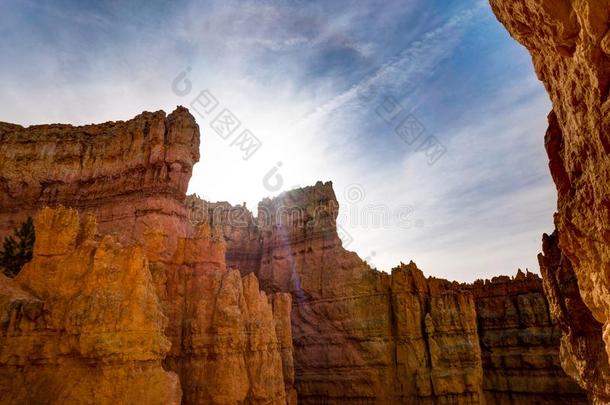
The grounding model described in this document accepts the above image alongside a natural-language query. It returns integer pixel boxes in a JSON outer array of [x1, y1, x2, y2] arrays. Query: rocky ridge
[[189, 182, 587, 404]]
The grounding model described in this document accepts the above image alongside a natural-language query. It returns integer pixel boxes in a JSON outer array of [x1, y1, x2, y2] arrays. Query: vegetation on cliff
[[0, 217, 34, 277]]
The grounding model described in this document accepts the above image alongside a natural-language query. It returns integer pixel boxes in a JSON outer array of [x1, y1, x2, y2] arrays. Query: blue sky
[[0, 0, 555, 281]]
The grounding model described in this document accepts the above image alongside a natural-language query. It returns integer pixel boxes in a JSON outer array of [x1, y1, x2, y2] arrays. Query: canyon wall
[[539, 230, 610, 402], [255, 183, 483, 404], [0, 109, 294, 405], [0, 207, 181, 405], [192, 182, 587, 404], [472, 270, 586, 404], [0, 107, 198, 245], [0, 104, 593, 404], [489, 0, 610, 402]]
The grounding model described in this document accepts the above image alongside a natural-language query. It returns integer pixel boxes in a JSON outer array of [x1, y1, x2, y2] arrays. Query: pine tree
[[0, 217, 35, 277]]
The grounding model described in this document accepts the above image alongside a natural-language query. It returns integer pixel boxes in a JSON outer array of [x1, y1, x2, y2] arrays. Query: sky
[[0, 0, 555, 282]]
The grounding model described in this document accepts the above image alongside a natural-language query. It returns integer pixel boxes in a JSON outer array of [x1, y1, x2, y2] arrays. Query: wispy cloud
[[341, 75, 552, 281], [292, 2, 488, 129], [0, 0, 553, 281]]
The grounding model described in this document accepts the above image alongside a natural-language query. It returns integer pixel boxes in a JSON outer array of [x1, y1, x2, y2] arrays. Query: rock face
[[0, 109, 294, 405], [539, 231, 610, 402], [0, 106, 199, 244], [489, 0, 610, 401], [159, 223, 293, 405], [255, 184, 484, 404], [187, 198, 262, 277], [193, 182, 586, 404], [472, 270, 586, 404], [0, 207, 181, 405], [0, 105, 592, 404], [191, 185, 485, 403]]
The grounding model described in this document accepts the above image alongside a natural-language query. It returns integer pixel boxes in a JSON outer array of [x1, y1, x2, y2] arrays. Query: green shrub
[[0, 217, 35, 278]]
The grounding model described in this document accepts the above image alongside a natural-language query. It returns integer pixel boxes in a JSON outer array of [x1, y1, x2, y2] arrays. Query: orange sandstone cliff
[[0, 105, 592, 404], [0, 107, 198, 243], [489, 0, 610, 402], [0, 206, 181, 405], [189, 183, 587, 404], [471, 271, 586, 404], [0, 108, 294, 404]]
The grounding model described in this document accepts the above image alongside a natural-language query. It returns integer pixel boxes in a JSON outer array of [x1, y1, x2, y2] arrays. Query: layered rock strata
[[192, 182, 587, 404], [0, 109, 293, 405], [256, 183, 484, 403], [190, 184, 485, 403], [0, 107, 199, 245], [472, 270, 587, 404], [489, 0, 610, 401], [0, 103, 594, 404]]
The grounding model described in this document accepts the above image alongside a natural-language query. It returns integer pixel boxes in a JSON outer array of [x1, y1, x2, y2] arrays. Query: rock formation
[[490, 0, 610, 402], [191, 182, 587, 404], [0, 207, 181, 405], [539, 231, 610, 402], [0, 104, 594, 404], [254, 184, 484, 403], [0, 108, 294, 405], [160, 223, 292, 404], [472, 270, 586, 404], [0, 107, 199, 244]]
